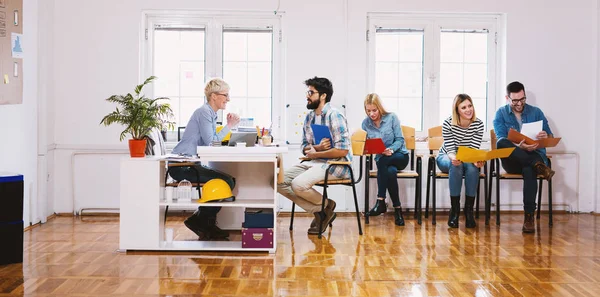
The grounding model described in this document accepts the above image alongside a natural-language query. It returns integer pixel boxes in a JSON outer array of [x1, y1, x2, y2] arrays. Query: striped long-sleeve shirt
[[439, 117, 484, 156]]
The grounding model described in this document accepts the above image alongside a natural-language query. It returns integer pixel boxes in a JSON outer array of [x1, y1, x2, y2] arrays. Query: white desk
[[119, 146, 287, 253]]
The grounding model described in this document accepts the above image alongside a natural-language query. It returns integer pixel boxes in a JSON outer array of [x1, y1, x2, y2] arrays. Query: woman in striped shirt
[[436, 94, 484, 228]]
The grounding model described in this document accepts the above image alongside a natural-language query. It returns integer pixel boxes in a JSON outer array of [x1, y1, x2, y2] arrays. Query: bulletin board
[[0, 0, 23, 105], [285, 103, 346, 144], [285, 104, 309, 144]]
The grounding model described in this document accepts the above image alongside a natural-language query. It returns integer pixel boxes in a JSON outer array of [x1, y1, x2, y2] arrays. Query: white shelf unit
[[119, 147, 287, 253]]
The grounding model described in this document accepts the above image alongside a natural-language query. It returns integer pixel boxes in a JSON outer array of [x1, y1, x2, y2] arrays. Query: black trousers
[[169, 163, 236, 217], [496, 139, 543, 213]]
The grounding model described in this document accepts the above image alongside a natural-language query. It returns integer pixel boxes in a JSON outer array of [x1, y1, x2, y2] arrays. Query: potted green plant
[[100, 76, 174, 157]]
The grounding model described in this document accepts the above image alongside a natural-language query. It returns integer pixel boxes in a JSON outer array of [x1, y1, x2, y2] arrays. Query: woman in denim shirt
[[362, 93, 410, 226], [436, 94, 484, 229]]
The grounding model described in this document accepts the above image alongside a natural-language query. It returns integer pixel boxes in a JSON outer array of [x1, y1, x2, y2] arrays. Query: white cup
[[165, 228, 174, 243], [165, 187, 174, 202]]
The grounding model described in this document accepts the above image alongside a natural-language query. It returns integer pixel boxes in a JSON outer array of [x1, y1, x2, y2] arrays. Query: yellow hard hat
[[199, 179, 235, 203], [216, 125, 232, 141]]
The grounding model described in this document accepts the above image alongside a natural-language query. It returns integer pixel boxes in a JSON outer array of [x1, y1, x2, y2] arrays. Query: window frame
[[141, 11, 284, 142], [367, 12, 504, 136]]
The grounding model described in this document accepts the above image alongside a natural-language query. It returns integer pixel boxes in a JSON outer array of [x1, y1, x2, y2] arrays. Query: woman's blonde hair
[[451, 93, 477, 126], [363, 93, 389, 117], [204, 78, 230, 100]]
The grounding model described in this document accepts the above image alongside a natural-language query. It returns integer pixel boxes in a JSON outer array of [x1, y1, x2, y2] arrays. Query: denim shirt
[[361, 113, 409, 161], [492, 104, 553, 165], [172, 103, 230, 156]]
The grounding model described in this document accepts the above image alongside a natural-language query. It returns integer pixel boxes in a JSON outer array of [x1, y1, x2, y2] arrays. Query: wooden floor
[[1, 213, 599, 296]]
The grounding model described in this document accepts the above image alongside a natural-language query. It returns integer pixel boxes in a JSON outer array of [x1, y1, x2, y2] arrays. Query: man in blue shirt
[[171, 78, 240, 240], [277, 77, 352, 235], [493, 81, 555, 233]]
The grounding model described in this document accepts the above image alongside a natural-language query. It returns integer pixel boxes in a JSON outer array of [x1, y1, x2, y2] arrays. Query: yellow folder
[[456, 147, 515, 163]]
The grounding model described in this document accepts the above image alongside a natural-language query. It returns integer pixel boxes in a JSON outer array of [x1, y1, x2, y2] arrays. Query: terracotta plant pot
[[128, 139, 146, 158]]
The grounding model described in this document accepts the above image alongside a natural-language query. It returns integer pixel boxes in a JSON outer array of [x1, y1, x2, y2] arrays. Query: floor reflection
[[0, 213, 598, 296]]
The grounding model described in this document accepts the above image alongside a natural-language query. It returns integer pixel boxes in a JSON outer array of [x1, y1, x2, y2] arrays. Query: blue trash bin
[[0, 172, 24, 265]]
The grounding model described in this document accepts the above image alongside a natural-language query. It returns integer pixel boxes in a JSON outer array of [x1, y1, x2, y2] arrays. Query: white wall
[[0, 0, 39, 226], [42, 0, 598, 213], [596, 0, 600, 214]]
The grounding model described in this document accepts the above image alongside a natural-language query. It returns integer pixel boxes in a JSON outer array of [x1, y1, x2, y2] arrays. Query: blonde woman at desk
[[170, 78, 240, 240], [362, 93, 410, 226], [436, 94, 484, 229]]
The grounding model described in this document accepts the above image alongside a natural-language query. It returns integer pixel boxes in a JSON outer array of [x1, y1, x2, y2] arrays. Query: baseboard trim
[[24, 221, 42, 232]]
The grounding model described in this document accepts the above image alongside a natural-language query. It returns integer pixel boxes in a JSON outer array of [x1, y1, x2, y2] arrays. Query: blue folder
[[310, 124, 332, 145]]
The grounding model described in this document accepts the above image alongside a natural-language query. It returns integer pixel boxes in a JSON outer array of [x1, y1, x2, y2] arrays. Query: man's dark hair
[[506, 81, 525, 95], [304, 77, 333, 103]]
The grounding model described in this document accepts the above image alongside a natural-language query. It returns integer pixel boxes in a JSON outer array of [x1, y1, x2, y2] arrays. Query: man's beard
[[307, 98, 320, 110]]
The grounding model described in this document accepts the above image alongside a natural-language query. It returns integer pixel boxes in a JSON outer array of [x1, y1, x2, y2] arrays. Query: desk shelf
[[159, 240, 272, 252], [160, 199, 275, 208]]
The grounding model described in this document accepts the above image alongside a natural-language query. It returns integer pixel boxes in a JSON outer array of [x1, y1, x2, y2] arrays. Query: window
[[143, 12, 282, 142], [368, 13, 502, 134]]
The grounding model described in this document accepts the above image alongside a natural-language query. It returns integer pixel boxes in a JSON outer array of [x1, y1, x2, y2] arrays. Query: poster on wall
[[11, 33, 22, 58], [0, 0, 23, 105]]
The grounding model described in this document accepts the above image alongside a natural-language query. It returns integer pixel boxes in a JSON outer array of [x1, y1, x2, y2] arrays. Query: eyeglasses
[[509, 96, 526, 105], [306, 90, 320, 97], [215, 93, 230, 98]]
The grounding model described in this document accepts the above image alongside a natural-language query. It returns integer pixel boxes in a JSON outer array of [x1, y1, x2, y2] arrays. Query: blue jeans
[[436, 154, 479, 197], [168, 163, 236, 217], [376, 152, 409, 207], [496, 138, 543, 213]]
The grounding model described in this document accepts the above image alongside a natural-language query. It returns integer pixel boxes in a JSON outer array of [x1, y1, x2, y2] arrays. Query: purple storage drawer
[[242, 228, 273, 249]]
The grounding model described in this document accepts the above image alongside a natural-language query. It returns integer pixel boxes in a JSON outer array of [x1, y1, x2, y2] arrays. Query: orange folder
[[363, 138, 386, 155], [456, 147, 515, 163], [507, 128, 561, 148]]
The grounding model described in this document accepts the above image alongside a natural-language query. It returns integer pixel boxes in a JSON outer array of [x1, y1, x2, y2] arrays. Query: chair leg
[[416, 158, 423, 225], [432, 165, 437, 225], [537, 179, 543, 219], [289, 203, 295, 231], [351, 183, 363, 235], [485, 160, 496, 225], [413, 177, 418, 220], [364, 158, 370, 225], [318, 184, 328, 239], [496, 169, 500, 226], [425, 162, 431, 218], [549, 178, 553, 226], [164, 205, 169, 226], [476, 179, 481, 219], [483, 163, 489, 226]]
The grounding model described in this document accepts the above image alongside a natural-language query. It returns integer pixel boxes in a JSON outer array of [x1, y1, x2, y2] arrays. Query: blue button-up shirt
[[493, 103, 553, 164], [361, 113, 409, 161], [172, 103, 230, 156]]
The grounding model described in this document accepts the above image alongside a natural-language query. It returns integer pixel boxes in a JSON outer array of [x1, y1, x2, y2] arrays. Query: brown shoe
[[522, 212, 535, 233], [533, 161, 555, 181], [307, 199, 337, 234], [308, 207, 337, 235]]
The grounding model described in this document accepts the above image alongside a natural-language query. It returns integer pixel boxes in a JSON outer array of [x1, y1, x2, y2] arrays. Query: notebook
[[363, 138, 386, 155], [310, 124, 332, 145]]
